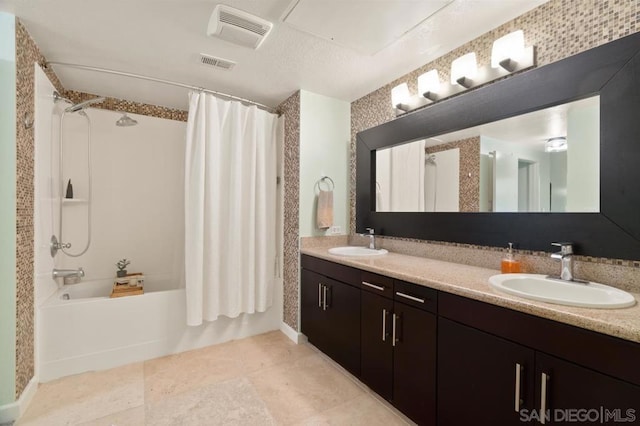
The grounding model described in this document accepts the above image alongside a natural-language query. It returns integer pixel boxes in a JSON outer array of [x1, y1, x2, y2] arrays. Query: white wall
[[481, 136, 551, 212], [59, 109, 186, 286], [299, 90, 350, 236], [0, 11, 17, 408], [566, 100, 599, 212]]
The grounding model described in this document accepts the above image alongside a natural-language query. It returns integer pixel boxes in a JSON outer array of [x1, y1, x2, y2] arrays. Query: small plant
[[116, 258, 131, 277]]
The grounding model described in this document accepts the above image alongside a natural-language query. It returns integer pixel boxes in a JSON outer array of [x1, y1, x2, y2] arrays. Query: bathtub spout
[[52, 267, 85, 280]]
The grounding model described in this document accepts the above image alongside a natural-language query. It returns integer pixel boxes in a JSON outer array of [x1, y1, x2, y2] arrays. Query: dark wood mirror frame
[[356, 32, 640, 260]]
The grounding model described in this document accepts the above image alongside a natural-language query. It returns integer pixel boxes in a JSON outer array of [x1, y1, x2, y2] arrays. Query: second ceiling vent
[[207, 4, 273, 49]]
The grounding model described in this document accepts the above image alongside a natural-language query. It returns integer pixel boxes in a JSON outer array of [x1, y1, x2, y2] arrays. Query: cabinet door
[[300, 269, 327, 352], [535, 353, 640, 425], [393, 302, 437, 426], [438, 318, 535, 426], [323, 276, 361, 376], [360, 290, 394, 400]]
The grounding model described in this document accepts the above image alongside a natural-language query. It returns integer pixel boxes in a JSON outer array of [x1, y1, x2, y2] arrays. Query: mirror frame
[[356, 32, 640, 260]]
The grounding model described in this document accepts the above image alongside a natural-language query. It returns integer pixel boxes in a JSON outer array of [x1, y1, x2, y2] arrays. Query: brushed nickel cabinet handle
[[515, 363, 523, 412], [392, 313, 397, 347], [323, 285, 328, 311], [396, 291, 425, 303], [382, 309, 387, 341], [318, 283, 322, 308], [362, 281, 385, 291], [540, 372, 550, 424]]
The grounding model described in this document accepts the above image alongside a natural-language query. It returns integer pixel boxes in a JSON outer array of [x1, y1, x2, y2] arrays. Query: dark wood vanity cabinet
[[300, 258, 361, 376], [301, 255, 640, 425], [438, 317, 536, 425], [439, 293, 640, 426], [360, 277, 438, 426]]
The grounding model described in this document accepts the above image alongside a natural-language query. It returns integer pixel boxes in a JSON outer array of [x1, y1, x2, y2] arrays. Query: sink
[[489, 274, 636, 309], [328, 246, 389, 257]]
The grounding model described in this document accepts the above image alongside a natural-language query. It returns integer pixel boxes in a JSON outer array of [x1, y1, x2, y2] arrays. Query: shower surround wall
[[58, 108, 186, 285]]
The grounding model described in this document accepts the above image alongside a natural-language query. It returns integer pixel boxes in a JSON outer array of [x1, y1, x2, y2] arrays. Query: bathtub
[[38, 277, 282, 382]]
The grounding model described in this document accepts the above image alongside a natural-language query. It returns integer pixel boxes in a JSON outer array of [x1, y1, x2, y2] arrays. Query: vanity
[[301, 32, 640, 424], [300, 249, 640, 425]]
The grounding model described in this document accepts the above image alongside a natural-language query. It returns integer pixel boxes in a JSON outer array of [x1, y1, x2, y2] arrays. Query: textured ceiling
[[1, 0, 548, 110]]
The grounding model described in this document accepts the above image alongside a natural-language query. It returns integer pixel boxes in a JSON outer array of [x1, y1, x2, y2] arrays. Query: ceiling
[[423, 95, 600, 148], [1, 0, 548, 110]]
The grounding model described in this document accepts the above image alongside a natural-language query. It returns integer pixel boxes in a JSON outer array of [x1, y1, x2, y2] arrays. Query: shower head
[[425, 154, 437, 165], [65, 96, 106, 113], [116, 112, 138, 127]]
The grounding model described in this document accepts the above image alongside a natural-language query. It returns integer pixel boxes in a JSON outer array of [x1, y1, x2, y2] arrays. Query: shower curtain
[[184, 91, 281, 326]]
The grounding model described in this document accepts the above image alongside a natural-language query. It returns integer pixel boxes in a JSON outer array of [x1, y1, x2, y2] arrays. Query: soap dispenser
[[501, 242, 521, 273]]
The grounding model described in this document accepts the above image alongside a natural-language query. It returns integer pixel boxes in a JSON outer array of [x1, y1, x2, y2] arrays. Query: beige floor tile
[[294, 394, 409, 426], [17, 363, 143, 426], [78, 406, 145, 426], [145, 376, 276, 426], [248, 353, 365, 425], [233, 331, 315, 373], [143, 340, 245, 403]]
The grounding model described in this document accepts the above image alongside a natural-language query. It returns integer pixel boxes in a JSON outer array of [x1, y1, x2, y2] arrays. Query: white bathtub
[[38, 277, 282, 382]]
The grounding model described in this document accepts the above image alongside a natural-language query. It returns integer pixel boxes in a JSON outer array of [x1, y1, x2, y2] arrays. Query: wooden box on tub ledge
[[110, 273, 145, 298]]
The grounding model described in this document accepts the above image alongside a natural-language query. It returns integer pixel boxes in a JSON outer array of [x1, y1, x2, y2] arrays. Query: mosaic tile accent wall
[[277, 92, 301, 330], [425, 136, 480, 212], [64, 90, 188, 122], [14, 20, 65, 399], [350, 0, 640, 261]]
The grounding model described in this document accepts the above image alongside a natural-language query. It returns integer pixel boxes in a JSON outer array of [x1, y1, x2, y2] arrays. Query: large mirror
[[376, 96, 600, 213], [356, 32, 640, 259]]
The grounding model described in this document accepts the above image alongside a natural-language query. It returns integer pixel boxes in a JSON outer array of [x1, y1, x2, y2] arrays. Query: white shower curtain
[[184, 91, 281, 326]]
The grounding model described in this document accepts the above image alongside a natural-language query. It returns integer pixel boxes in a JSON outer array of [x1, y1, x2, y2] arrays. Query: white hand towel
[[317, 189, 334, 229]]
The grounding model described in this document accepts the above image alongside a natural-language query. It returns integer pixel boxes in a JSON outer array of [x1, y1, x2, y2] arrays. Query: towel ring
[[315, 176, 335, 193]]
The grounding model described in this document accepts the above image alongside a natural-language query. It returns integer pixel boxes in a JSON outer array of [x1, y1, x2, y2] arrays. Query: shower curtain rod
[[46, 61, 276, 113]]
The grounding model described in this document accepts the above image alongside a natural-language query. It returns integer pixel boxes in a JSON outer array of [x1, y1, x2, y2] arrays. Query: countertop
[[300, 246, 640, 344]]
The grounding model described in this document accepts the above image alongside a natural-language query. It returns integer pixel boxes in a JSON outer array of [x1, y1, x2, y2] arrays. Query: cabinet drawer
[[393, 280, 437, 313], [301, 255, 361, 288], [361, 271, 394, 299]]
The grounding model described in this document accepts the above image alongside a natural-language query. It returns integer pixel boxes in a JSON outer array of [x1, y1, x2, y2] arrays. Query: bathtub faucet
[[52, 267, 85, 281]]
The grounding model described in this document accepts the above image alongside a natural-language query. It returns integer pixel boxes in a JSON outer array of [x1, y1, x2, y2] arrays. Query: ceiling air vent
[[199, 54, 236, 71], [207, 4, 273, 49]]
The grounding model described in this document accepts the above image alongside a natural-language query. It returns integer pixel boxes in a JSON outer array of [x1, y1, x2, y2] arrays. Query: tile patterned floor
[[17, 331, 411, 425]]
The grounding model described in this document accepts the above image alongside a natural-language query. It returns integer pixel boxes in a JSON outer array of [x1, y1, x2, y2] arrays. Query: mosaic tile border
[[63, 90, 188, 122], [277, 92, 301, 331], [13, 19, 64, 399]]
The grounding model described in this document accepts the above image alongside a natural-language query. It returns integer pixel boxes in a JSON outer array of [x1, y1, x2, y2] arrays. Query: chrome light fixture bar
[[392, 30, 536, 116]]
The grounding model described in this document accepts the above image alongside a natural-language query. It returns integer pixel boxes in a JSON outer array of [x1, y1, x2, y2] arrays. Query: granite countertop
[[300, 246, 640, 344]]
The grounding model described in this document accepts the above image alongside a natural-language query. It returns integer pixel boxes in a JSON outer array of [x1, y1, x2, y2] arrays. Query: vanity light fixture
[[390, 31, 536, 117], [545, 136, 568, 153], [492, 30, 525, 72], [391, 83, 411, 112], [451, 52, 477, 88], [418, 70, 440, 101]]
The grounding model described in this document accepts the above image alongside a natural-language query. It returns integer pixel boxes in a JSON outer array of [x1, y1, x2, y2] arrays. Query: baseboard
[[0, 376, 38, 423], [280, 321, 304, 344]]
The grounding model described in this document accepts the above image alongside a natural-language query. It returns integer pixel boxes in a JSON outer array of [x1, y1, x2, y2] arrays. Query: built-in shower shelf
[[62, 198, 87, 205]]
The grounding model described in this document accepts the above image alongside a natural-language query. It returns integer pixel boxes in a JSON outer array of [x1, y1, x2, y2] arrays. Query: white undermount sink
[[328, 246, 389, 257], [489, 274, 636, 309]]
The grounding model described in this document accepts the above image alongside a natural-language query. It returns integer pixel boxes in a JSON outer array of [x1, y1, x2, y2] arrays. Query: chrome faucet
[[52, 267, 85, 280], [359, 227, 376, 249], [550, 242, 574, 281]]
